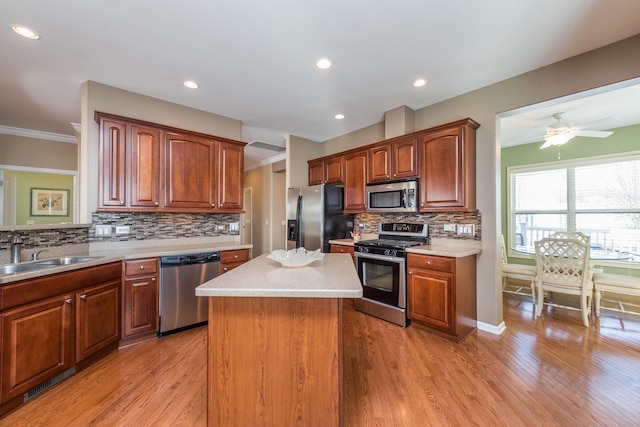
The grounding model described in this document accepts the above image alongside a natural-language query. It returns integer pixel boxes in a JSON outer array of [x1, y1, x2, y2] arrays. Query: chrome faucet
[[32, 250, 47, 261], [9, 233, 23, 264]]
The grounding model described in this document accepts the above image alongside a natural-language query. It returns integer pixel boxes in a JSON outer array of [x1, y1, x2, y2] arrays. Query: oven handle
[[355, 251, 405, 263]]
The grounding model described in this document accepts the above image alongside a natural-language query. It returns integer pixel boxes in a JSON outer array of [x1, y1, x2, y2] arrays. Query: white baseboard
[[477, 320, 506, 335]]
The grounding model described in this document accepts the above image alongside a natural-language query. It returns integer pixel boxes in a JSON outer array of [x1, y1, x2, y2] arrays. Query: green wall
[[14, 171, 74, 225], [501, 123, 640, 276]]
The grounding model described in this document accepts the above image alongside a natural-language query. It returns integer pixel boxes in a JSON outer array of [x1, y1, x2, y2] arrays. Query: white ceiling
[[2, 0, 640, 169]]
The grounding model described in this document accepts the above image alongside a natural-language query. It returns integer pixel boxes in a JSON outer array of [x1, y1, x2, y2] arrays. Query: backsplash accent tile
[[354, 212, 481, 240], [90, 212, 241, 242], [0, 228, 89, 251]]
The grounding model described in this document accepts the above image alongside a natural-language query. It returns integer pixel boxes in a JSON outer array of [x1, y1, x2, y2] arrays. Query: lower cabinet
[[407, 253, 477, 342], [330, 244, 355, 263], [0, 263, 121, 406], [220, 249, 251, 274], [122, 258, 158, 342]]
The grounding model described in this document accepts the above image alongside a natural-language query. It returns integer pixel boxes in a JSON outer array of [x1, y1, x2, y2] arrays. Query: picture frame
[[30, 188, 69, 217]]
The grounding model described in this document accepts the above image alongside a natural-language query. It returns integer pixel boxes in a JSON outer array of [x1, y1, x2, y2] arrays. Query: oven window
[[358, 257, 401, 307], [369, 190, 401, 209]]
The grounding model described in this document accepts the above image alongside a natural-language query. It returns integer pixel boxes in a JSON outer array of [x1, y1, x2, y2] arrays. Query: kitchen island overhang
[[195, 253, 362, 427]]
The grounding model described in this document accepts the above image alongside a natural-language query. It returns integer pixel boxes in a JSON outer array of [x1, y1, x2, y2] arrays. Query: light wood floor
[[3, 296, 639, 426]]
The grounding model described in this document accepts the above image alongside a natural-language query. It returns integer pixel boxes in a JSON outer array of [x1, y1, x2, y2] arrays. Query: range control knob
[[384, 249, 398, 257]]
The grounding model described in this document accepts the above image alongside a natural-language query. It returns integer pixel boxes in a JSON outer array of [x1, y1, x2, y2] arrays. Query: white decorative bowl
[[267, 247, 325, 268]]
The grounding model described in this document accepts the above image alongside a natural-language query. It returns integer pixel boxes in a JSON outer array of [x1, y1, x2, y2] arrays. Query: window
[[508, 154, 640, 264]]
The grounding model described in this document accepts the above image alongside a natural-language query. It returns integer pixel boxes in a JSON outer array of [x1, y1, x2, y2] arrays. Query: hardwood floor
[[2, 296, 639, 426]]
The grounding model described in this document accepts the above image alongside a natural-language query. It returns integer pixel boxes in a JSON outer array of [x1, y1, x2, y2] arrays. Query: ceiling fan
[[539, 112, 614, 149]]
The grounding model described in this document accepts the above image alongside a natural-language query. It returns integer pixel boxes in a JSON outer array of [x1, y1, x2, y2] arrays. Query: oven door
[[355, 252, 405, 308]]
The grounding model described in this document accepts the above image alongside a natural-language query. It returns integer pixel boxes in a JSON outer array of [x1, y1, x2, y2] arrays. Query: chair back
[[535, 237, 591, 291], [549, 231, 590, 245]]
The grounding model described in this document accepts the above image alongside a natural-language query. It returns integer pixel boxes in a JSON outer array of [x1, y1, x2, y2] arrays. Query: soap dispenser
[[9, 233, 23, 263]]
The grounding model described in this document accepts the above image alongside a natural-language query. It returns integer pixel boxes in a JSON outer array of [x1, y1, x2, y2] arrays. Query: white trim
[[244, 152, 287, 171], [0, 125, 77, 144], [477, 320, 506, 335], [0, 164, 76, 174]]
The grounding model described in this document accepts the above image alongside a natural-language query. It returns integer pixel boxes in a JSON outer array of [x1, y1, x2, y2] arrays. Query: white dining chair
[[501, 235, 537, 304], [535, 237, 593, 327]]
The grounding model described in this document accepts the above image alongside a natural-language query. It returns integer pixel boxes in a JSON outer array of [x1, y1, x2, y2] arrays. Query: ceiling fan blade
[[573, 130, 614, 138], [539, 140, 555, 149], [572, 116, 619, 130]]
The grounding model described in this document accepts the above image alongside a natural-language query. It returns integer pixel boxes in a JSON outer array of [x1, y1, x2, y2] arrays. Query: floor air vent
[[24, 367, 76, 402]]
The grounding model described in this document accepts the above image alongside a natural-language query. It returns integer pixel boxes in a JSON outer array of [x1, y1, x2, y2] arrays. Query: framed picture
[[30, 188, 69, 217]]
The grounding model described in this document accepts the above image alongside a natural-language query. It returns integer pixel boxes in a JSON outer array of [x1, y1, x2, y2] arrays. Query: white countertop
[[330, 236, 481, 258], [0, 238, 252, 284], [196, 253, 363, 298]]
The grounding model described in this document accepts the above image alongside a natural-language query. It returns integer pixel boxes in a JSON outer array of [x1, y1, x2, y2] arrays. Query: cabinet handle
[[140, 265, 145, 270], [155, 202, 159, 205], [80, 294, 87, 300], [152, 278, 156, 282], [65, 298, 72, 304], [120, 201, 124, 204], [234, 255, 238, 259], [408, 271, 412, 275], [223, 267, 228, 271], [426, 261, 432, 265]]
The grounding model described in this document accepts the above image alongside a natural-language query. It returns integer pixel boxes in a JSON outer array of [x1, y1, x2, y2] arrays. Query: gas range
[[355, 223, 429, 258]]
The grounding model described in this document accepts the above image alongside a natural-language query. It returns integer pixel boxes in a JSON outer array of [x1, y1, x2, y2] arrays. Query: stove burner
[[356, 239, 426, 249]]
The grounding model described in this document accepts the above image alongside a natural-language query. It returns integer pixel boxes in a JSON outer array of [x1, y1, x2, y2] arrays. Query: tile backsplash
[[355, 211, 481, 240], [1, 212, 241, 255]]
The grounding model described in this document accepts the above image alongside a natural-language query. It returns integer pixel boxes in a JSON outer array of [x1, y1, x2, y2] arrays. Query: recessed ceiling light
[[183, 80, 199, 89], [412, 78, 428, 88], [11, 25, 40, 40], [334, 114, 345, 120], [316, 58, 332, 69]]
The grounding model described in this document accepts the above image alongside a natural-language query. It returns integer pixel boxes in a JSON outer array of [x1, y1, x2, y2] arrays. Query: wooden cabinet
[[96, 112, 245, 213], [0, 263, 121, 405], [308, 155, 343, 185], [418, 119, 479, 211], [220, 249, 251, 274], [343, 150, 368, 213], [368, 136, 418, 183], [122, 258, 158, 341], [75, 280, 120, 363], [330, 244, 355, 262], [407, 253, 477, 342]]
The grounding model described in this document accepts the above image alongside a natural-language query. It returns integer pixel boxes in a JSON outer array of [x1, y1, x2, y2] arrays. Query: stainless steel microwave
[[366, 180, 418, 213]]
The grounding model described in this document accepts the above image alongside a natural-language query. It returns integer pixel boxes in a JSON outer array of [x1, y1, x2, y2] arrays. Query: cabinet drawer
[[220, 249, 250, 264], [407, 254, 454, 273], [124, 258, 157, 276]]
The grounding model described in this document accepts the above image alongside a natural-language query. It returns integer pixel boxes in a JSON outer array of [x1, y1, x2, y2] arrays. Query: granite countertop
[[0, 238, 252, 285], [406, 243, 481, 258], [196, 253, 362, 298]]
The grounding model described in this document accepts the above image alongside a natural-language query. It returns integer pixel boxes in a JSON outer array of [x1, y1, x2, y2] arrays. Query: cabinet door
[[76, 280, 120, 363], [324, 156, 344, 184], [164, 132, 217, 209], [1, 295, 73, 402], [130, 125, 162, 208], [392, 137, 418, 179], [99, 119, 127, 208], [308, 160, 324, 186], [218, 141, 244, 211], [368, 145, 392, 183], [407, 268, 455, 333], [122, 274, 158, 338], [343, 151, 367, 212]]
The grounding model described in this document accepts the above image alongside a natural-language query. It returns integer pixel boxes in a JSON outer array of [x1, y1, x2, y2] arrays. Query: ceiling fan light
[[543, 133, 575, 147]]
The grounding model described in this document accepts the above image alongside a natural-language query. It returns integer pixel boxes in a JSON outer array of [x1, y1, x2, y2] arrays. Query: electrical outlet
[[444, 224, 456, 232], [456, 224, 475, 235], [115, 225, 130, 235]]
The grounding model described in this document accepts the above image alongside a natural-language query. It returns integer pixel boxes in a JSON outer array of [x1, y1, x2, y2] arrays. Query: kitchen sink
[[0, 263, 52, 275], [33, 256, 104, 266], [0, 256, 104, 276]]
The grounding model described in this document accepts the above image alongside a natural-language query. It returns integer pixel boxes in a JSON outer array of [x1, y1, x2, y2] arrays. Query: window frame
[[506, 151, 640, 269]]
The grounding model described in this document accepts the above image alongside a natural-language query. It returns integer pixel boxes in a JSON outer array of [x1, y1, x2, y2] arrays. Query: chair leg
[[529, 279, 536, 305], [581, 294, 590, 327], [595, 288, 601, 317], [536, 285, 544, 317]]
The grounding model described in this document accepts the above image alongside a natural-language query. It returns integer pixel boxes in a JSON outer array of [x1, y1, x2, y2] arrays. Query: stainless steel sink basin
[[33, 256, 104, 266], [0, 256, 104, 276], [0, 263, 52, 275]]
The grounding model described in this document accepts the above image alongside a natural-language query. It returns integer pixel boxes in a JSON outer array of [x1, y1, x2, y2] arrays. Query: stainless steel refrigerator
[[287, 184, 354, 252]]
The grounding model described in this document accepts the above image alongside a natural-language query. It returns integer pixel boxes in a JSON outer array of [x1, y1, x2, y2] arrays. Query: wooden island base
[[207, 296, 343, 427]]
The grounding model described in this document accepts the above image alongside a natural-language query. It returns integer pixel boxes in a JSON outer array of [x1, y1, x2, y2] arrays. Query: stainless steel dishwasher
[[159, 251, 220, 336]]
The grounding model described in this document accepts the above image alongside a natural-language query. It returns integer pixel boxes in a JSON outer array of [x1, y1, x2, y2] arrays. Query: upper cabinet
[[417, 118, 479, 212], [308, 155, 343, 186], [368, 136, 418, 183], [96, 112, 245, 214], [343, 150, 368, 213]]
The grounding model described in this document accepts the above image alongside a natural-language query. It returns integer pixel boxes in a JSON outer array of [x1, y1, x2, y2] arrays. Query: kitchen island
[[195, 253, 362, 427]]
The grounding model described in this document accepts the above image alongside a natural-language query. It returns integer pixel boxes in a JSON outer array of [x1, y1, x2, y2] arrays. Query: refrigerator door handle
[[296, 195, 303, 248]]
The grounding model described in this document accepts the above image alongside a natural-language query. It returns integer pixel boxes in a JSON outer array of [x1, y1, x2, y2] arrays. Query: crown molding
[[244, 152, 287, 171], [0, 125, 77, 143]]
